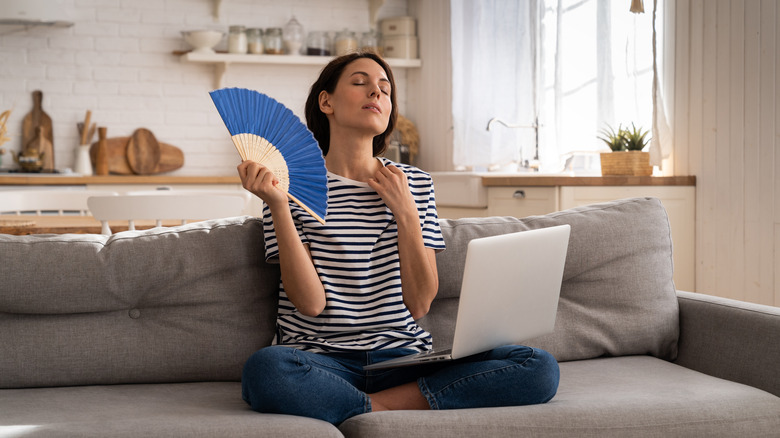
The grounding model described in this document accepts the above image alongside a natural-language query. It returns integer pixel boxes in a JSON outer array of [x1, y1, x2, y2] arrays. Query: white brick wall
[[0, 0, 410, 175]]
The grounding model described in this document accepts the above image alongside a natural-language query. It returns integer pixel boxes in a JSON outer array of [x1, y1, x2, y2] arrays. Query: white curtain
[[451, 0, 538, 171], [649, 0, 672, 168], [451, 0, 663, 172]]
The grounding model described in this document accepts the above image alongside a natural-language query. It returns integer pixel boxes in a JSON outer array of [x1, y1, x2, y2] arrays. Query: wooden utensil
[[126, 128, 161, 175], [22, 91, 53, 156], [90, 136, 184, 175], [155, 143, 185, 174], [95, 127, 109, 176], [86, 123, 96, 144], [80, 110, 92, 145]]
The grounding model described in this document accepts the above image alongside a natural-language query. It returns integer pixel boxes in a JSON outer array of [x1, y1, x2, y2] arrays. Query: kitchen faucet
[[486, 118, 537, 131], [486, 116, 542, 166]]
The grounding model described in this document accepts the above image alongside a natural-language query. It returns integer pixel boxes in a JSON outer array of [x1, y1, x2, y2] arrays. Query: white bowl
[[182, 30, 224, 54]]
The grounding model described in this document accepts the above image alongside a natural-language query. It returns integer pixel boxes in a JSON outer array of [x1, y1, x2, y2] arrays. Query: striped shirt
[[262, 157, 446, 353]]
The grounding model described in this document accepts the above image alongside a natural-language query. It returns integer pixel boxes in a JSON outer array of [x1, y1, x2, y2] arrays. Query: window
[[451, 0, 662, 173]]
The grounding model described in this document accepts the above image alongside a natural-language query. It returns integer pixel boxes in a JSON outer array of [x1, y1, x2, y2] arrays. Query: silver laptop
[[363, 224, 570, 371]]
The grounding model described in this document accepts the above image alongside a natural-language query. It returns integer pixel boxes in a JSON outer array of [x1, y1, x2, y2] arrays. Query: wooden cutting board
[[90, 137, 184, 175], [126, 128, 161, 175], [22, 90, 54, 167], [25, 126, 54, 171]]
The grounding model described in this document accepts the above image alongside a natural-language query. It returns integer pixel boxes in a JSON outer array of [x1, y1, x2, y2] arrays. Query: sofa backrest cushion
[[0, 217, 279, 389], [0, 197, 678, 389], [419, 197, 679, 362]]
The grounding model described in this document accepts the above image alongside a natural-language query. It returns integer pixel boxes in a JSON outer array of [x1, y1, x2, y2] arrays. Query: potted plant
[[598, 123, 652, 176]]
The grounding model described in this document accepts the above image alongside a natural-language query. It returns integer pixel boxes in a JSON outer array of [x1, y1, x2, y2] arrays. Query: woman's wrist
[[394, 207, 420, 228], [264, 194, 290, 212]]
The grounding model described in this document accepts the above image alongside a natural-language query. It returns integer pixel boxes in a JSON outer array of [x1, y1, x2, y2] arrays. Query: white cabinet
[[437, 206, 488, 219], [487, 187, 559, 218], [559, 186, 695, 291]]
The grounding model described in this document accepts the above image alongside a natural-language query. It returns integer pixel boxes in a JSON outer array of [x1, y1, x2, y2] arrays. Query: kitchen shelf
[[179, 51, 422, 88]]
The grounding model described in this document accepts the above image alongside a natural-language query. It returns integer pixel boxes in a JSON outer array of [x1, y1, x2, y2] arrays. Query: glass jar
[[283, 16, 304, 55], [227, 25, 247, 54], [334, 28, 358, 56], [306, 31, 331, 56], [246, 28, 264, 54], [264, 27, 283, 54], [360, 30, 382, 55]]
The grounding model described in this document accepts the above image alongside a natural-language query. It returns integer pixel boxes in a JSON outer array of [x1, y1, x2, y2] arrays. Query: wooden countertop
[[0, 175, 242, 185], [0, 174, 696, 187], [480, 175, 696, 187]]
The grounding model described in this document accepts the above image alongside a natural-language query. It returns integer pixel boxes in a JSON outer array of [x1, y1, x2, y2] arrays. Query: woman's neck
[[325, 138, 381, 182]]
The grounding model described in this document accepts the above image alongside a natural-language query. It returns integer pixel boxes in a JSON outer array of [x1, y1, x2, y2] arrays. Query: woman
[[238, 52, 559, 425]]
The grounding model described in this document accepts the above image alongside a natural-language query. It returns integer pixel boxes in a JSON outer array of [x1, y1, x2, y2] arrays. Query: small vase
[[74, 144, 93, 175]]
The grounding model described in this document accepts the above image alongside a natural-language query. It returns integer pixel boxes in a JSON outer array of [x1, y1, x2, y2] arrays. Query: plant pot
[[600, 151, 652, 176]]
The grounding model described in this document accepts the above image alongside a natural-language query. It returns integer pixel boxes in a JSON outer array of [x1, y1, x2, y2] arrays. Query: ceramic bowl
[[182, 30, 224, 54]]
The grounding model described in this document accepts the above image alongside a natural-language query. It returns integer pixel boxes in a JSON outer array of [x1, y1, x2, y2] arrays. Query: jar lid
[[285, 16, 303, 31], [229, 25, 246, 31]]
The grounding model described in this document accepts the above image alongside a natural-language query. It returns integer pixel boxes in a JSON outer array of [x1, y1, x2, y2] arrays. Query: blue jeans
[[241, 345, 560, 425]]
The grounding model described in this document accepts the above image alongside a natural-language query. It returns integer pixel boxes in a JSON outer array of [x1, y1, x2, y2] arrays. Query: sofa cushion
[[421, 197, 679, 362], [0, 382, 342, 437], [0, 217, 279, 389], [339, 356, 780, 437]]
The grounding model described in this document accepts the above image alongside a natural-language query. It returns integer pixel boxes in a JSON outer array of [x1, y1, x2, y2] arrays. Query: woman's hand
[[369, 164, 438, 319], [238, 160, 325, 316], [237, 160, 288, 208], [368, 165, 417, 220]]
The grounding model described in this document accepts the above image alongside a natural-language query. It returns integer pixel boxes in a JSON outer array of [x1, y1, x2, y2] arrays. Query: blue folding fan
[[209, 88, 327, 224]]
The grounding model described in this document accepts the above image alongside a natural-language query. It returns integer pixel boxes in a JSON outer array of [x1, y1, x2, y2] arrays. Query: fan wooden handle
[[279, 187, 326, 225]]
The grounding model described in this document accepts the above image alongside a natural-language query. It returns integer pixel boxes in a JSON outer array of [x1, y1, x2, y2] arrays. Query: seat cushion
[[0, 382, 342, 437], [339, 356, 780, 437]]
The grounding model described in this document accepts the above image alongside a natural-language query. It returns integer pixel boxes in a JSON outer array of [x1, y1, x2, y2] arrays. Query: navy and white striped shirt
[[262, 157, 446, 353]]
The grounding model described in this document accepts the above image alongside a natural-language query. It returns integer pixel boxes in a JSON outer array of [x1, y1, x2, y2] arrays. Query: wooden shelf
[[178, 51, 422, 88], [0, 175, 241, 186]]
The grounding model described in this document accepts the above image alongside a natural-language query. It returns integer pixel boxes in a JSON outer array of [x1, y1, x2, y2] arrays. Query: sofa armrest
[[674, 291, 780, 397]]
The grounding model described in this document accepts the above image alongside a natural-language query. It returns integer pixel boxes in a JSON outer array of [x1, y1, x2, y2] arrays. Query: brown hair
[[304, 51, 397, 157]]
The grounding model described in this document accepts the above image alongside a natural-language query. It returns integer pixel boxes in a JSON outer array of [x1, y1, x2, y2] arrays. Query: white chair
[[0, 190, 119, 216], [124, 189, 255, 216], [87, 193, 247, 235]]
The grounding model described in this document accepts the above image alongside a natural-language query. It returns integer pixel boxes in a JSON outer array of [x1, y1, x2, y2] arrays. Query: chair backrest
[[0, 190, 119, 216], [124, 189, 254, 216], [87, 193, 247, 235]]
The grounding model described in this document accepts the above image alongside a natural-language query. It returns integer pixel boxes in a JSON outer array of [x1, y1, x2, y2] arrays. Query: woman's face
[[319, 57, 392, 138]]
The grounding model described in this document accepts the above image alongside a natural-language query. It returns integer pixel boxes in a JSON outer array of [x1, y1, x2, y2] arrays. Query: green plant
[[624, 123, 651, 151], [597, 124, 627, 152]]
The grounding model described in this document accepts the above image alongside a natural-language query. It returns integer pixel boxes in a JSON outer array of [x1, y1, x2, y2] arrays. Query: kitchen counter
[[0, 174, 696, 187], [480, 175, 696, 186], [430, 173, 696, 210], [0, 175, 241, 186]]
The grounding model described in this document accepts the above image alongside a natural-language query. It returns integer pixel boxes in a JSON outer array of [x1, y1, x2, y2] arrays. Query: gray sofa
[[1, 197, 778, 437]]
